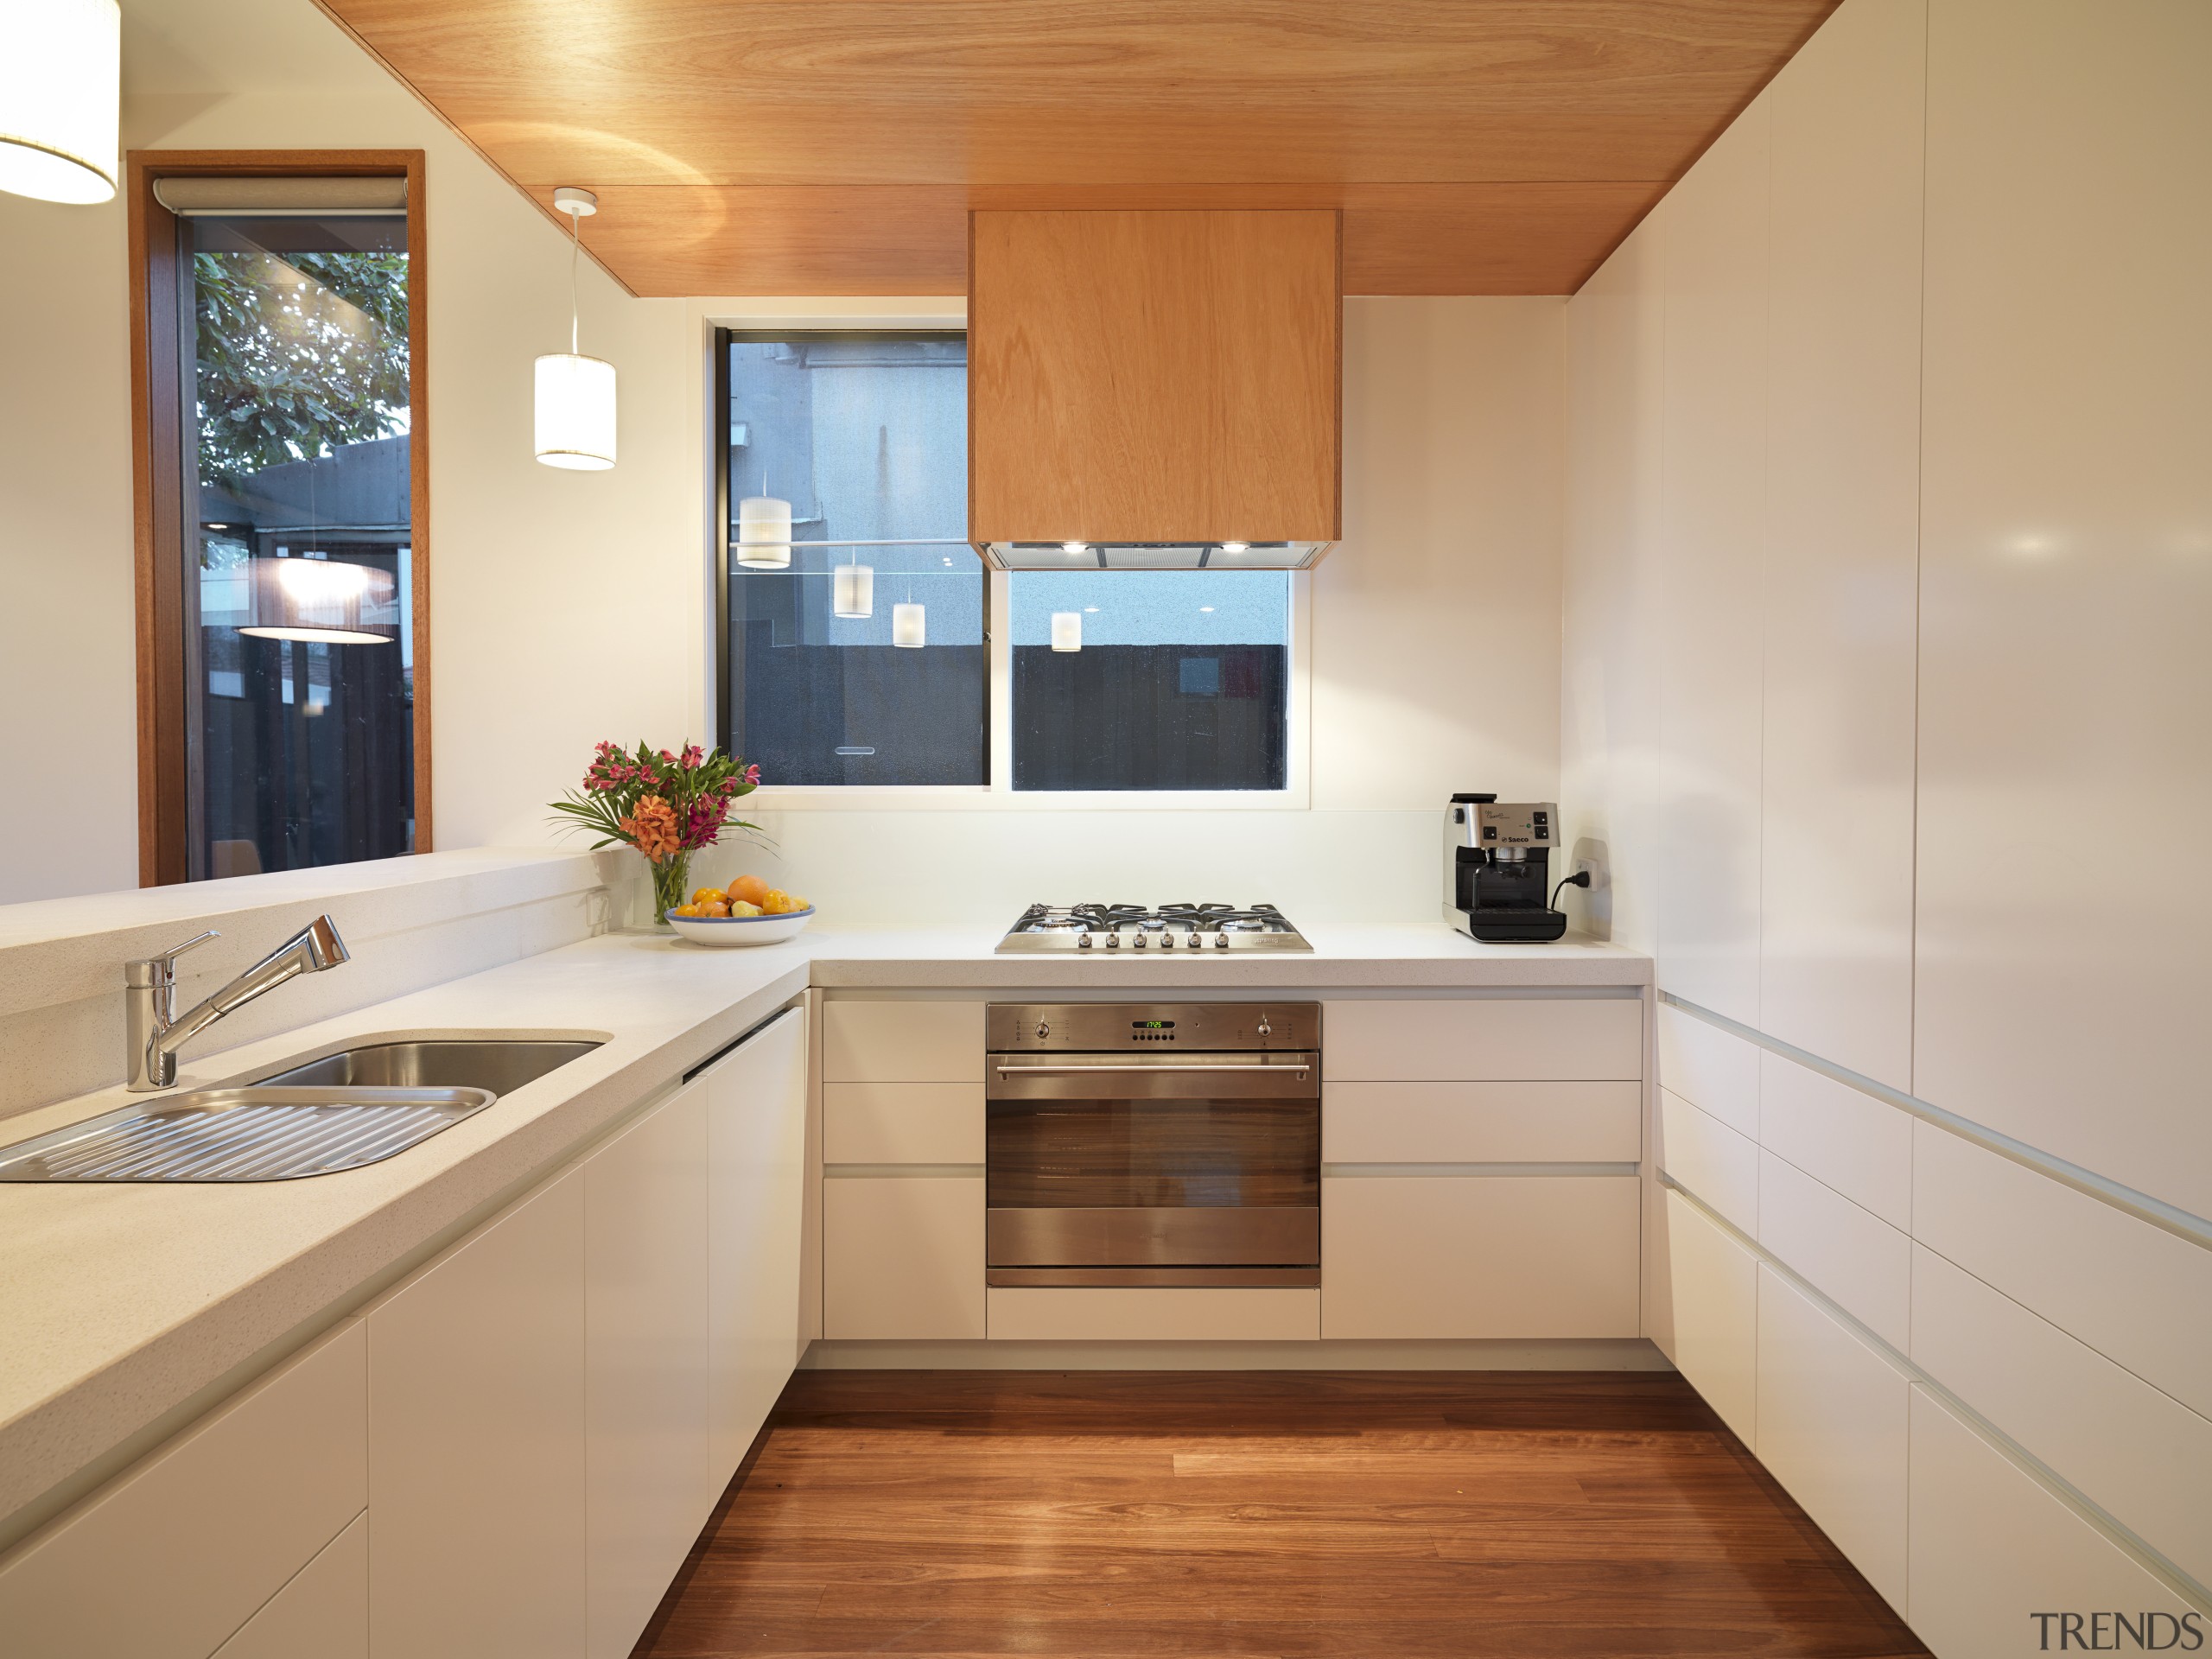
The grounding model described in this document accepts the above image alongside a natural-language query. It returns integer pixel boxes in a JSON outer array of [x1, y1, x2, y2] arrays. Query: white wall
[[1564, 0, 2212, 1638], [4, 0, 1568, 928]]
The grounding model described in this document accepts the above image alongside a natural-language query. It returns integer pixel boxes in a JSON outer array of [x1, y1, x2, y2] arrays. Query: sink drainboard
[[0, 1087, 495, 1183]]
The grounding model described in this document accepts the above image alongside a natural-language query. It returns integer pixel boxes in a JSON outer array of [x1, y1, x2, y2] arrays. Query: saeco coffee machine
[[1443, 793, 1570, 942]]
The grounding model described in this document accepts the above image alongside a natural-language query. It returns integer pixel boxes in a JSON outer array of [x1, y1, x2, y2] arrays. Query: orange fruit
[[702, 899, 731, 918], [691, 887, 727, 906], [729, 874, 771, 906], [670, 903, 698, 918]]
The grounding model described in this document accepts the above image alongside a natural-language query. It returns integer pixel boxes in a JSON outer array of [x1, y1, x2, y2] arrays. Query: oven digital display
[[1132, 1020, 1175, 1029]]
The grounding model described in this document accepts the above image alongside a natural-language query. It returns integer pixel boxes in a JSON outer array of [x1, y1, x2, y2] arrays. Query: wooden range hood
[[968, 209, 1341, 570]]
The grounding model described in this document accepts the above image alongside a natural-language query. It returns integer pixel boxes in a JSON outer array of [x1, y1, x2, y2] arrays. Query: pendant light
[[535, 187, 617, 471], [892, 603, 925, 649], [832, 563, 874, 618], [735, 487, 793, 569], [1050, 611, 1083, 652], [0, 0, 118, 205], [240, 555, 399, 645]]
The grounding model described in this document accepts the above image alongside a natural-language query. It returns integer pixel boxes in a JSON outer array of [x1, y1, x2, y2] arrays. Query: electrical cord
[[1549, 869, 1592, 910]]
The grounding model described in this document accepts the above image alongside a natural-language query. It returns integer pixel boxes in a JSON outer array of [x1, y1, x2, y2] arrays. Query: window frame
[[706, 311, 1311, 810], [127, 149, 431, 885]]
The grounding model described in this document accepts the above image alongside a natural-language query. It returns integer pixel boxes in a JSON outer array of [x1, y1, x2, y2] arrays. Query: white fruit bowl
[[664, 907, 814, 947]]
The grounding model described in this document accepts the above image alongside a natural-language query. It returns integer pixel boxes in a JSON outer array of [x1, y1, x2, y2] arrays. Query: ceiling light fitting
[[535, 186, 617, 471], [0, 0, 118, 205], [1051, 612, 1083, 652], [833, 563, 874, 618]]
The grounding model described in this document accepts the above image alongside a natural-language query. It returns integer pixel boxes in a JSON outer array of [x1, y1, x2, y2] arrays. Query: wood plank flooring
[[638, 1371, 1926, 1658]]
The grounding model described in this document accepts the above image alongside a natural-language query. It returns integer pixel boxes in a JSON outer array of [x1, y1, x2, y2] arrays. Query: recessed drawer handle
[[993, 1063, 1311, 1076]]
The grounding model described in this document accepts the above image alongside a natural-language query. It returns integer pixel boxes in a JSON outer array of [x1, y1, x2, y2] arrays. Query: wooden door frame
[[128, 148, 431, 886]]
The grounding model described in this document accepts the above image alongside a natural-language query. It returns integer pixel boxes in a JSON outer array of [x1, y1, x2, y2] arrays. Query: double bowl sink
[[0, 1039, 601, 1184]]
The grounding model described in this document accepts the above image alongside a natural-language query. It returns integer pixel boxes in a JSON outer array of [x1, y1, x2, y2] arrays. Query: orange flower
[[619, 795, 683, 860]]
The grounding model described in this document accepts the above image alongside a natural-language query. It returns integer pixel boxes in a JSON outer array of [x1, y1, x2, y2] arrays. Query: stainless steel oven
[[984, 1002, 1320, 1287]]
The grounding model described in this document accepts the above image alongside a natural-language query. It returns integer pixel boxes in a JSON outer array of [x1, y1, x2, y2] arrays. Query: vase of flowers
[[550, 741, 762, 928]]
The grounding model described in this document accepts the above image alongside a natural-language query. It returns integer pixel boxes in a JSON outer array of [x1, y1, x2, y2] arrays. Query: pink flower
[[744, 764, 760, 785]]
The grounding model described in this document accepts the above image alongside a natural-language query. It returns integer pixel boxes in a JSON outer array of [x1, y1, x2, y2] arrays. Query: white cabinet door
[[1322, 998, 1643, 1082], [1908, 1386, 2198, 1659], [368, 1166, 588, 1659], [1661, 1189, 1758, 1445], [823, 1176, 985, 1338], [705, 1008, 808, 1479], [585, 1085, 711, 1659], [823, 1000, 984, 1083], [0, 1319, 366, 1659], [212, 1512, 368, 1659], [1753, 1268, 1908, 1612], [1321, 1174, 1640, 1338]]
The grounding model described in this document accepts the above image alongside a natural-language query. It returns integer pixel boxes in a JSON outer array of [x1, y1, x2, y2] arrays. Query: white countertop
[[0, 918, 1645, 1536]]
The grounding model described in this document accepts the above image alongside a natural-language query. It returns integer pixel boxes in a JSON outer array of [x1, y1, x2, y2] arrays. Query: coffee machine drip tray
[[997, 903, 1314, 953]]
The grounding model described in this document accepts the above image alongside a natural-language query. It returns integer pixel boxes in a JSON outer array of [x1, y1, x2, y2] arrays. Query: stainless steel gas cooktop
[[996, 902, 1314, 953]]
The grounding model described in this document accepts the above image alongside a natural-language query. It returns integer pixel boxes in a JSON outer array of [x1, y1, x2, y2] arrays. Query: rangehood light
[[1050, 611, 1082, 652], [1219, 541, 1249, 554], [1062, 541, 1087, 556]]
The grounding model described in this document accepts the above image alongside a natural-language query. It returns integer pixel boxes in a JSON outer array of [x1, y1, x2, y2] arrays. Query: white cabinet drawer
[[212, 1511, 368, 1659], [1658, 1087, 1758, 1235], [1322, 998, 1642, 1082], [1320, 1174, 1640, 1338], [824, 1082, 985, 1165], [1661, 1189, 1758, 1445], [1758, 1051, 1910, 1228], [823, 1000, 984, 1083], [0, 1319, 367, 1659], [1754, 1268, 1908, 1612], [987, 1287, 1319, 1342], [823, 1175, 985, 1339], [1757, 1151, 1909, 1350], [1656, 1002, 1760, 1136], [1907, 1387, 2198, 1659], [1323, 1080, 1639, 1164]]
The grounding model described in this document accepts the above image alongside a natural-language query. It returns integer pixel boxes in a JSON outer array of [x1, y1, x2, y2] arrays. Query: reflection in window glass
[[721, 334, 984, 785], [1010, 571, 1290, 791], [187, 212, 414, 879]]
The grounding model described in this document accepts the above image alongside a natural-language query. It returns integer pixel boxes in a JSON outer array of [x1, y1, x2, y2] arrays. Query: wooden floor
[[638, 1370, 1926, 1658]]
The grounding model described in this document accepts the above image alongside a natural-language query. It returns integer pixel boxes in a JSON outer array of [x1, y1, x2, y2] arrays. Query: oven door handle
[[993, 1063, 1311, 1076]]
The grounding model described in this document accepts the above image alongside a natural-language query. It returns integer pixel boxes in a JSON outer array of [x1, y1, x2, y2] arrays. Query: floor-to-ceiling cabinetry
[[1562, 0, 2212, 1646]]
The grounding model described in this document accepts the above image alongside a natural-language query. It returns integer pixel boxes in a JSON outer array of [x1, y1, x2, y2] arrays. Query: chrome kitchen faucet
[[124, 915, 350, 1092]]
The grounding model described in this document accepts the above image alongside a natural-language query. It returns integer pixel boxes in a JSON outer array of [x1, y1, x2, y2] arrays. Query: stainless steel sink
[[249, 1038, 601, 1095], [0, 1039, 601, 1183]]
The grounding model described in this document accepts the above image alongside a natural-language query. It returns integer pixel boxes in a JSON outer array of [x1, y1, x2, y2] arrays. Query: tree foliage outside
[[194, 249, 410, 490]]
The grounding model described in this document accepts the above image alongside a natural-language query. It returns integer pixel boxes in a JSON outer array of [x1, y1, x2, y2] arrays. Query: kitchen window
[[130, 156, 429, 884], [713, 325, 1302, 801], [716, 331, 984, 785]]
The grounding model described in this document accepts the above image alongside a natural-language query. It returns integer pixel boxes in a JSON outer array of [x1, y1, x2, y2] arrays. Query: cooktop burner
[[996, 902, 1314, 953]]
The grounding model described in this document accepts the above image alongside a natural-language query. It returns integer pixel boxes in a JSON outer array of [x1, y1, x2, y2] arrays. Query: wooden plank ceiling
[[315, 1, 1839, 296]]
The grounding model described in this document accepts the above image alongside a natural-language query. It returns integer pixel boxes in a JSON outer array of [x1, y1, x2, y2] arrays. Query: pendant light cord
[[568, 207, 581, 355]]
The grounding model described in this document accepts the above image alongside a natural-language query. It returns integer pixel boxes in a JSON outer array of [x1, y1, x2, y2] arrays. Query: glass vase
[[646, 851, 691, 929]]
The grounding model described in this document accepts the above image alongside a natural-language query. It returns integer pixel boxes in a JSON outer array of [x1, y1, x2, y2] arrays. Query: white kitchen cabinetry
[[1322, 1174, 1639, 1338], [1661, 1189, 1758, 1445], [1323, 997, 1641, 1083], [705, 1009, 809, 1475], [824, 1080, 984, 1164], [585, 1084, 710, 1659], [1656, 1086, 1758, 1236], [368, 1166, 588, 1659], [824, 1175, 987, 1338], [1753, 1268, 1908, 1612], [0, 1319, 367, 1659], [1907, 1386, 2199, 1659], [1323, 1080, 1638, 1165], [823, 999, 983, 1083], [211, 1513, 369, 1659]]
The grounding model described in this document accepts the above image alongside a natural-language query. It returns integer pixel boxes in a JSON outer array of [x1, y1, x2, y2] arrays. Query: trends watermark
[[2031, 1612, 2204, 1651]]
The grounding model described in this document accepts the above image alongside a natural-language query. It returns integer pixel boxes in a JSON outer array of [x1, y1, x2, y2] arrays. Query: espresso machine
[[1443, 793, 1571, 942]]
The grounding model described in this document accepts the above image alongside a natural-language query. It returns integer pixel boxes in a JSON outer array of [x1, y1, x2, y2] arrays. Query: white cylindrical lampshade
[[892, 603, 925, 648], [1050, 611, 1082, 652], [833, 563, 874, 618], [535, 352, 617, 470], [240, 557, 399, 645], [736, 495, 792, 569], [0, 0, 119, 206]]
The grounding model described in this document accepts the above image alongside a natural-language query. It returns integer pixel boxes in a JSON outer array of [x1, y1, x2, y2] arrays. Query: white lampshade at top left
[[0, 0, 120, 206], [536, 186, 617, 471]]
